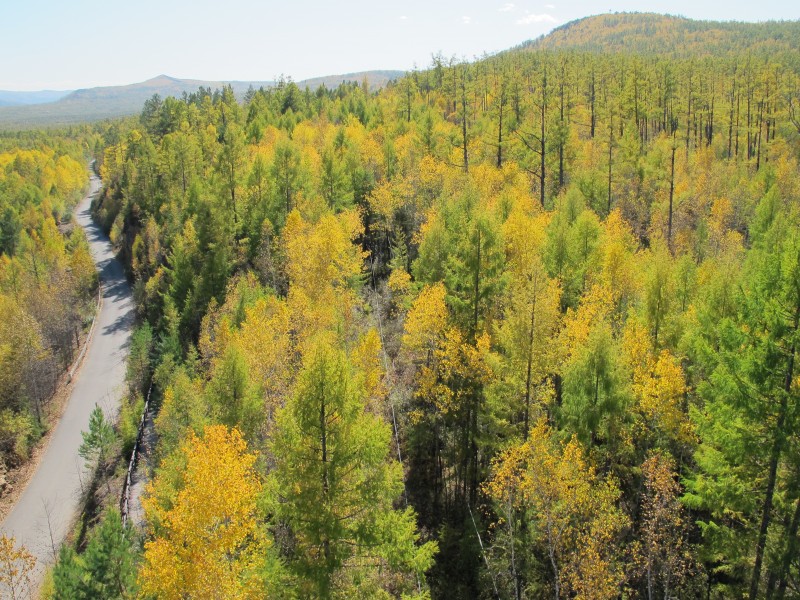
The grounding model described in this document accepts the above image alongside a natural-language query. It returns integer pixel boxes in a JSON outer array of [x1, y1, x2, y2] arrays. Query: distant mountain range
[[0, 90, 71, 107], [0, 71, 404, 128]]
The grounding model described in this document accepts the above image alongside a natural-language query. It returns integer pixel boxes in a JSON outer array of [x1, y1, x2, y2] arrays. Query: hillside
[[523, 12, 800, 57], [0, 71, 403, 128]]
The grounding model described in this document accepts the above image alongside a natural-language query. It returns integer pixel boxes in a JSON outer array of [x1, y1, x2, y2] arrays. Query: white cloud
[[462, 15, 472, 24], [544, 3, 555, 8], [516, 13, 558, 25], [399, 15, 408, 20], [499, 3, 515, 11]]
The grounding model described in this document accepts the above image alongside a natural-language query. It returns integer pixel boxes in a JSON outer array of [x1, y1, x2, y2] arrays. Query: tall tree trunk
[[607, 112, 613, 216], [668, 140, 676, 252], [497, 81, 505, 168], [524, 292, 537, 439], [540, 67, 547, 207], [776, 492, 800, 599]]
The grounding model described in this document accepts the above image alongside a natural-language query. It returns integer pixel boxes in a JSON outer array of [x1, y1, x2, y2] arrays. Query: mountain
[[522, 12, 800, 57], [299, 70, 403, 91], [0, 71, 403, 128], [0, 90, 71, 107]]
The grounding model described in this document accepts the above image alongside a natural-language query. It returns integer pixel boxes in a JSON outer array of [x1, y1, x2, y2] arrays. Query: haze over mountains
[[0, 71, 403, 128], [0, 90, 71, 107]]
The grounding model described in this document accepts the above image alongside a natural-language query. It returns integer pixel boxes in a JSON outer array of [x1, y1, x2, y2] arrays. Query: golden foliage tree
[[0, 535, 35, 600], [140, 425, 270, 599], [485, 420, 628, 599]]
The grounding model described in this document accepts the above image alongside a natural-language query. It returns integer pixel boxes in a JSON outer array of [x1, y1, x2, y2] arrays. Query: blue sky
[[2, 0, 799, 90]]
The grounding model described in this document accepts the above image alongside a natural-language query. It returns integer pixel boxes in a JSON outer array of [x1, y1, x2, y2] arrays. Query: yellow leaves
[[283, 209, 367, 345], [0, 534, 36, 599], [1, 148, 85, 201], [469, 163, 506, 202], [236, 296, 292, 406], [140, 425, 267, 600], [403, 282, 448, 358], [351, 328, 387, 413], [485, 420, 627, 600], [403, 283, 494, 416], [343, 115, 382, 170], [597, 209, 639, 307], [503, 209, 551, 272], [368, 181, 403, 222], [707, 197, 743, 257], [367, 178, 413, 234], [560, 283, 614, 364], [387, 267, 412, 297], [623, 320, 694, 446], [0, 294, 47, 405], [413, 155, 446, 207]]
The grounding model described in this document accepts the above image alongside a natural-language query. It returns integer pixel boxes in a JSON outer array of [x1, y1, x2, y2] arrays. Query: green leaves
[[78, 405, 115, 468], [268, 338, 436, 597], [53, 510, 137, 600]]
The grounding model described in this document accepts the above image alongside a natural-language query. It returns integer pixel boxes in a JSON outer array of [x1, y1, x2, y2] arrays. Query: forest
[[0, 131, 97, 480], [2, 12, 800, 600]]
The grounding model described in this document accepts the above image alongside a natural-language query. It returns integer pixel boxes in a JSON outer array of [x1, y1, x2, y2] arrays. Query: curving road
[[0, 166, 133, 592]]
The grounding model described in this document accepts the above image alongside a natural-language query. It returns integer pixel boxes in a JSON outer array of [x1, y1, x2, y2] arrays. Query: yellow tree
[[0, 535, 35, 600], [634, 452, 694, 600], [485, 420, 627, 600], [234, 295, 293, 426], [140, 425, 271, 599], [501, 209, 561, 436], [283, 209, 366, 347], [623, 319, 694, 449]]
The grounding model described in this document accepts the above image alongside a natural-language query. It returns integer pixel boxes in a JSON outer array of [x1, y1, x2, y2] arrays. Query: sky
[[2, 0, 799, 91]]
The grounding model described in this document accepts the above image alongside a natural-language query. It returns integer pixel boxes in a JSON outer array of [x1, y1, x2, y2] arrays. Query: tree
[[413, 188, 505, 341], [271, 139, 303, 223], [0, 535, 35, 600], [267, 337, 436, 598], [139, 425, 272, 599], [484, 420, 627, 600], [79, 404, 115, 474], [282, 209, 365, 346], [500, 209, 561, 436], [52, 509, 138, 599], [684, 202, 800, 598], [560, 320, 630, 451], [634, 452, 693, 600], [216, 123, 247, 234]]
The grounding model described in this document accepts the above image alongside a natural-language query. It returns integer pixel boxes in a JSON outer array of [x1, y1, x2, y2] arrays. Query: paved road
[[0, 167, 133, 591]]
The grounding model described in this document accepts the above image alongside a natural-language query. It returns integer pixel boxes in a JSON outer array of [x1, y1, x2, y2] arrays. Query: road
[[0, 166, 134, 592]]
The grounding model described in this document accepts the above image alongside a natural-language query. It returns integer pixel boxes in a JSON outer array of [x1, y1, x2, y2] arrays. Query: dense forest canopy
[[2, 11, 799, 600]]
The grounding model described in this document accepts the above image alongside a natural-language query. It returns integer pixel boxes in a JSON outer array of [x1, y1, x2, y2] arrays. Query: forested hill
[[523, 12, 800, 57]]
